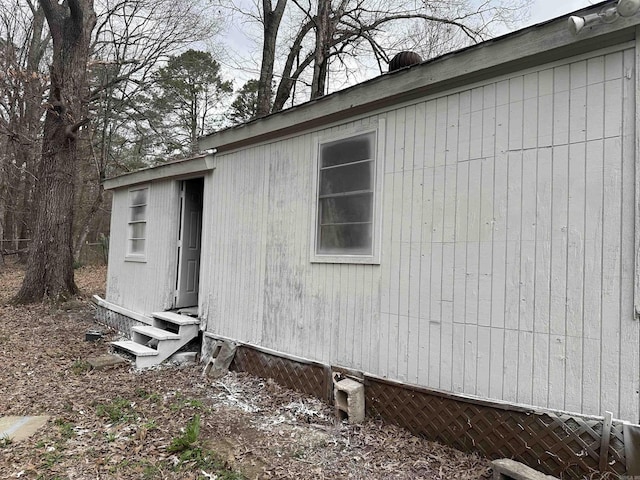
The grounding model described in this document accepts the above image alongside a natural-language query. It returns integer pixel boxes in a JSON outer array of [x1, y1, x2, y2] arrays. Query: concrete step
[[132, 325, 181, 341], [152, 311, 200, 326], [111, 340, 158, 357]]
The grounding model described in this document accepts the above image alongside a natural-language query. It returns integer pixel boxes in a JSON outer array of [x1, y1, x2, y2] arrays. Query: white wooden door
[[175, 178, 203, 308]]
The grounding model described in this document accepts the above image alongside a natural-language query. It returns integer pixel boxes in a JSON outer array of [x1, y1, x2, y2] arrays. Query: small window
[[127, 186, 148, 260], [313, 130, 380, 263]]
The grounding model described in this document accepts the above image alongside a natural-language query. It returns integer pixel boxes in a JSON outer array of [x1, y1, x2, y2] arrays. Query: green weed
[[54, 418, 75, 439], [42, 450, 63, 468], [135, 388, 161, 403], [167, 415, 244, 479], [168, 415, 200, 453], [143, 419, 158, 430], [96, 398, 137, 423], [173, 446, 244, 479], [170, 393, 205, 412]]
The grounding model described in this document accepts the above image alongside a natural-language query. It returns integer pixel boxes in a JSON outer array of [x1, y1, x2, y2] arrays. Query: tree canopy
[[149, 50, 232, 154], [228, 79, 260, 125]]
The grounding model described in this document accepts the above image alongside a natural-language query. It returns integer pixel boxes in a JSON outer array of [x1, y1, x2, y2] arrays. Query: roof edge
[[103, 155, 214, 190], [199, 1, 636, 153]]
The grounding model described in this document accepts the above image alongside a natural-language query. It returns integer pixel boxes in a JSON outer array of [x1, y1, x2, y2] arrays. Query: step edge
[[132, 325, 181, 340], [111, 340, 159, 357], [151, 311, 200, 325]]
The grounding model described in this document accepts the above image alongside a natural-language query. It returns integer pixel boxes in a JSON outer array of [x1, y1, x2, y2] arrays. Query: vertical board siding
[[107, 181, 180, 315], [373, 47, 636, 421], [200, 48, 638, 422], [204, 122, 383, 368]]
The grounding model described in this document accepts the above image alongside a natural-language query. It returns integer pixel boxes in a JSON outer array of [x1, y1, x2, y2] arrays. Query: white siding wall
[[106, 180, 181, 315], [200, 120, 383, 369], [202, 47, 639, 422]]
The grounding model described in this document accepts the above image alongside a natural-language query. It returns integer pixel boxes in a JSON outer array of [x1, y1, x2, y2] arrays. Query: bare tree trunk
[[256, 0, 287, 116], [272, 20, 314, 112], [17, 5, 47, 252], [0, 5, 48, 256], [310, 0, 330, 99], [16, 169, 32, 255], [73, 184, 104, 261], [14, 0, 96, 303], [0, 146, 7, 249]]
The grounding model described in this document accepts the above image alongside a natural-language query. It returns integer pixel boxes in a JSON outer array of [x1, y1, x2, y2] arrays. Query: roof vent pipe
[[618, 0, 640, 16], [388, 51, 423, 72]]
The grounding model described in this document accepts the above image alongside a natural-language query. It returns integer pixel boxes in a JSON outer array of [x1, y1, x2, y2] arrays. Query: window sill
[[125, 255, 147, 263], [311, 254, 380, 265]]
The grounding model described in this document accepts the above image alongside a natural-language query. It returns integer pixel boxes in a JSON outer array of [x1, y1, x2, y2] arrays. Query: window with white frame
[[127, 186, 148, 259], [314, 130, 379, 261]]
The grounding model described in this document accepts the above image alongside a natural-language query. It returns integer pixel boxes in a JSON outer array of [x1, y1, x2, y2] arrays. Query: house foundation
[[202, 332, 634, 479], [96, 303, 637, 479]]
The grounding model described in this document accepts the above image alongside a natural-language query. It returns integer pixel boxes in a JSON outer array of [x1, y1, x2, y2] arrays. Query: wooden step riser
[[114, 349, 158, 369], [112, 312, 201, 368], [132, 333, 177, 352], [134, 355, 164, 369], [126, 332, 198, 367], [131, 334, 195, 358], [150, 321, 199, 338], [151, 311, 199, 326]]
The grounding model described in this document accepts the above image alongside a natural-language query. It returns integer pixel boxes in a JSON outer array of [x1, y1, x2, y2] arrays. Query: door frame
[[174, 177, 204, 309]]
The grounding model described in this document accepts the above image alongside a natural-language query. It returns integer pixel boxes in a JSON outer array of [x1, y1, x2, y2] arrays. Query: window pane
[[131, 189, 147, 206], [129, 239, 145, 254], [130, 205, 146, 222], [320, 193, 373, 224], [318, 224, 372, 254], [321, 133, 373, 167], [319, 161, 372, 196], [130, 222, 146, 239]]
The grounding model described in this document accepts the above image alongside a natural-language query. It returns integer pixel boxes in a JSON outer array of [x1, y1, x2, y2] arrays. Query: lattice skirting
[[227, 344, 332, 402], [92, 311, 636, 478], [223, 344, 635, 479], [365, 377, 627, 479], [94, 304, 146, 338]]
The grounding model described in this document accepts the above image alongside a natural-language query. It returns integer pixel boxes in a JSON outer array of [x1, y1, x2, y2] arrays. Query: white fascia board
[[103, 155, 214, 191], [198, 1, 639, 153]]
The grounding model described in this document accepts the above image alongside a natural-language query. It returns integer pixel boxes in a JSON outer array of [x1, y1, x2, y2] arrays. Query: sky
[[214, 0, 603, 98], [524, 0, 595, 26]]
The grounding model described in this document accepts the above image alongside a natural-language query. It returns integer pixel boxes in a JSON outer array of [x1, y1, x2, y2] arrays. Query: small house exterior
[[98, 2, 640, 476]]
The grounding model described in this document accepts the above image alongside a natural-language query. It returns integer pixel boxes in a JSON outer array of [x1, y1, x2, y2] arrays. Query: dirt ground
[[0, 262, 491, 479]]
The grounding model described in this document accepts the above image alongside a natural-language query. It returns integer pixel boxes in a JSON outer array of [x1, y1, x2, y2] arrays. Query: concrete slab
[[86, 354, 128, 369], [0, 416, 50, 441]]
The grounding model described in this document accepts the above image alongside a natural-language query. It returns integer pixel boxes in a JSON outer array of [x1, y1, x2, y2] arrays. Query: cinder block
[[334, 377, 365, 423]]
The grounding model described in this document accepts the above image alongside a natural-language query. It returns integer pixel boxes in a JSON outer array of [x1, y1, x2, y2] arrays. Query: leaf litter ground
[[0, 262, 491, 479]]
